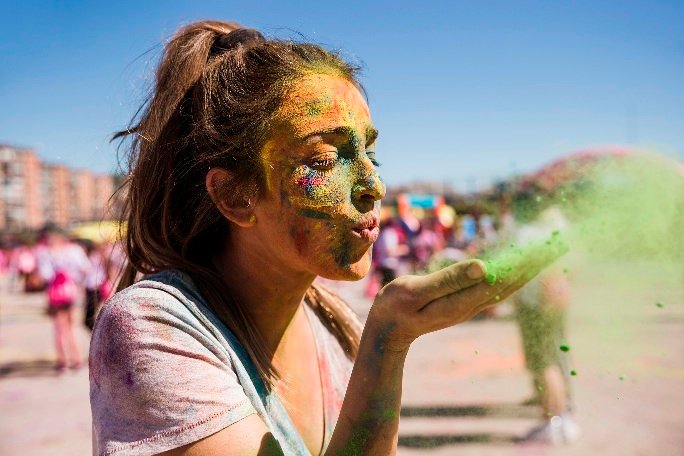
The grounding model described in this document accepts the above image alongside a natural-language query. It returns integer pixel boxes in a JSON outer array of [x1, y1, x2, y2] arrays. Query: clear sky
[[1, 0, 683, 190]]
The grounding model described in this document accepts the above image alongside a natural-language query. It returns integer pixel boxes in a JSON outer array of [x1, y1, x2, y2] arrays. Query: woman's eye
[[365, 150, 381, 167], [310, 154, 338, 170]]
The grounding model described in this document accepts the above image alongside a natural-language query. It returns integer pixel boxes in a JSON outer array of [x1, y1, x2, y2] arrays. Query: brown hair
[[114, 20, 363, 385]]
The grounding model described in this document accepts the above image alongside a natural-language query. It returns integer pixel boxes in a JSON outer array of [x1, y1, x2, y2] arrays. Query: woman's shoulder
[[89, 269, 251, 404], [89, 271, 258, 456], [96, 270, 200, 322], [91, 269, 223, 363]]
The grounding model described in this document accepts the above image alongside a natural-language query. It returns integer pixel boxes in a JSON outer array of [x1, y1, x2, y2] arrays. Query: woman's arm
[[325, 260, 486, 455], [158, 415, 284, 456], [326, 236, 567, 455], [324, 317, 409, 455], [166, 240, 566, 456]]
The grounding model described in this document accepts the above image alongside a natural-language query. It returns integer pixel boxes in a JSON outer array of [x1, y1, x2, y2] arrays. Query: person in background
[[460, 213, 478, 244], [83, 241, 112, 331], [412, 217, 440, 270], [373, 218, 409, 288], [103, 240, 127, 292], [13, 243, 37, 292], [0, 244, 8, 292], [36, 227, 90, 371], [441, 218, 470, 262], [477, 214, 498, 245], [510, 199, 580, 445]]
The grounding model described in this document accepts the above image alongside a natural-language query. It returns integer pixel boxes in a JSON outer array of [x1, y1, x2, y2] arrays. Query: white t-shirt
[[89, 270, 354, 455]]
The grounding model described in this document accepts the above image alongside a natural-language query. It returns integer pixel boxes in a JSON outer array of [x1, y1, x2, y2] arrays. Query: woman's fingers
[[417, 273, 521, 328], [407, 259, 486, 308], [373, 234, 569, 342], [419, 236, 569, 330], [485, 233, 568, 287]]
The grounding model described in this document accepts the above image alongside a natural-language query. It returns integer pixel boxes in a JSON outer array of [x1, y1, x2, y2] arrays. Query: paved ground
[[1, 260, 683, 455]]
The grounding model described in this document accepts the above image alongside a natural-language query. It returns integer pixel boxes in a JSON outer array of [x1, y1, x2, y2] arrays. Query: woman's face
[[255, 73, 385, 281]]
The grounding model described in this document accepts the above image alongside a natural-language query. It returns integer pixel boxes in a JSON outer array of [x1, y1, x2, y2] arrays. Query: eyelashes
[[310, 157, 337, 170], [365, 150, 382, 167], [309, 150, 381, 171]]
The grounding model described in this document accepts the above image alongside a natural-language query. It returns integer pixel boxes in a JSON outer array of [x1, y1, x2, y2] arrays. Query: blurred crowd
[[0, 226, 125, 370], [0, 229, 124, 302], [368, 194, 514, 302]]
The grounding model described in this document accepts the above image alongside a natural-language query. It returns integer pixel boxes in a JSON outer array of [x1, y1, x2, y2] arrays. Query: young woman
[[89, 20, 560, 455], [36, 227, 89, 370]]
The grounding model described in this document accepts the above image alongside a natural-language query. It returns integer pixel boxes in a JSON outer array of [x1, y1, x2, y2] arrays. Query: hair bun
[[209, 28, 264, 57]]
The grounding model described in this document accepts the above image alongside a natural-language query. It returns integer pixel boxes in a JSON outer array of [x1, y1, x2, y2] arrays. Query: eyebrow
[[302, 126, 379, 146]]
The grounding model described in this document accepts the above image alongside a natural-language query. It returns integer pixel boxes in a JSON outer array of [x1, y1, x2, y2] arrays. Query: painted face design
[[259, 73, 385, 280]]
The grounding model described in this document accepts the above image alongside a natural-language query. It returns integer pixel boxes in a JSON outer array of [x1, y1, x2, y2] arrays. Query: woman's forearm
[[325, 318, 409, 456]]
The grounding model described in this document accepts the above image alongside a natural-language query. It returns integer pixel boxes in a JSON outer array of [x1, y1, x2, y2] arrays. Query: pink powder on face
[[297, 173, 327, 192]]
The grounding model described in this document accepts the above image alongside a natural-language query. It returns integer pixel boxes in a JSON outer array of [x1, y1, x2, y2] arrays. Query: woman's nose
[[352, 161, 385, 208]]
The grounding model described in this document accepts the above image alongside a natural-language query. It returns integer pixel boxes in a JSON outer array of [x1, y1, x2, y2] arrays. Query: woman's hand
[[369, 235, 568, 353]]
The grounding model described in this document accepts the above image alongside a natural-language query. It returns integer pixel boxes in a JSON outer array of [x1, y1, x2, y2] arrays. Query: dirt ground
[[1, 260, 683, 455]]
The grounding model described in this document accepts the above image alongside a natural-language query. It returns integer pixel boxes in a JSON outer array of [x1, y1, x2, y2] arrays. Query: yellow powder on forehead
[[275, 73, 370, 131], [260, 73, 372, 192]]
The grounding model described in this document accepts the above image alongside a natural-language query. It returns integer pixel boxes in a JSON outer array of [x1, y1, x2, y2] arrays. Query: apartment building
[[0, 144, 116, 231]]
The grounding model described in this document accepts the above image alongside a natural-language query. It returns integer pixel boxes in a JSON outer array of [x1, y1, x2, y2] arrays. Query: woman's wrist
[[363, 304, 414, 357]]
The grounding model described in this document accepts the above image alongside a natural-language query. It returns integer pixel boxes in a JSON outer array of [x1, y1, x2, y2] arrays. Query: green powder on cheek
[[655, 301, 665, 308], [331, 236, 354, 267], [559, 343, 570, 352], [297, 208, 333, 220], [570, 370, 577, 376]]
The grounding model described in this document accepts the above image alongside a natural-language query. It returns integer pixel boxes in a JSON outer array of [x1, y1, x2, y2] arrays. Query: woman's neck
[[214, 232, 316, 354]]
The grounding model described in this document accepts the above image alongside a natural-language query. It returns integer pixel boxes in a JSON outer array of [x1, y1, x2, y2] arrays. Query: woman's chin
[[319, 254, 372, 282]]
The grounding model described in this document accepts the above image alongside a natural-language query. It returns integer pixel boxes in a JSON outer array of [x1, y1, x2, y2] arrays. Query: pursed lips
[[351, 213, 380, 243]]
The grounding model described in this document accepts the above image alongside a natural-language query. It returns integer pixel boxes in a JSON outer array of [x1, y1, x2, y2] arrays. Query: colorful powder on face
[[297, 208, 333, 220], [331, 236, 354, 268], [655, 301, 665, 308], [619, 375, 625, 381], [559, 343, 570, 352], [296, 170, 327, 196], [570, 370, 577, 376]]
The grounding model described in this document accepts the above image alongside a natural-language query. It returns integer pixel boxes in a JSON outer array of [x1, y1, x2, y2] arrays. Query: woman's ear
[[205, 168, 256, 227]]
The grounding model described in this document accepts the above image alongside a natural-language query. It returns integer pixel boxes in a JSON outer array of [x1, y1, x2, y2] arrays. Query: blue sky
[[1, 0, 682, 190]]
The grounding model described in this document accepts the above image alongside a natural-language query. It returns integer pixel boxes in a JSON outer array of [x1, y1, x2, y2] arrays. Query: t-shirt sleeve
[[89, 286, 256, 455]]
